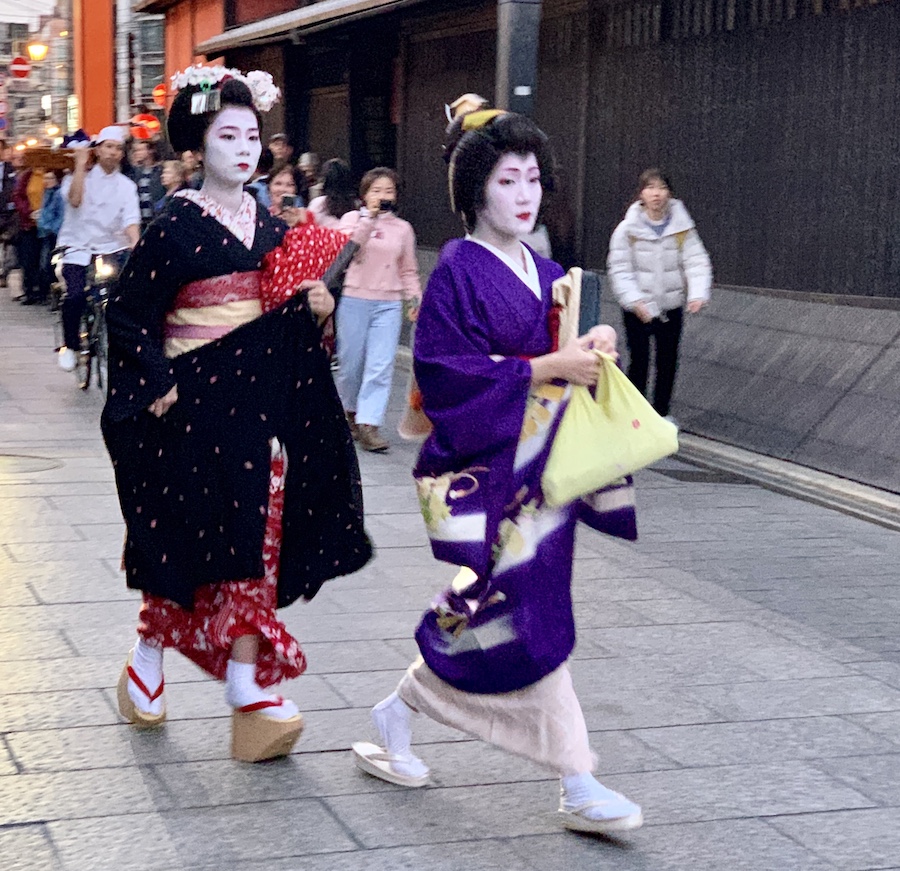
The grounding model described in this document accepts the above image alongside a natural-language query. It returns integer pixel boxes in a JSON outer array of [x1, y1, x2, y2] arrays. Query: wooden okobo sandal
[[231, 698, 304, 762], [116, 650, 167, 729]]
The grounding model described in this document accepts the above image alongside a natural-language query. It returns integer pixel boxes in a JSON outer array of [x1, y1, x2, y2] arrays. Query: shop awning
[[192, 0, 429, 57]]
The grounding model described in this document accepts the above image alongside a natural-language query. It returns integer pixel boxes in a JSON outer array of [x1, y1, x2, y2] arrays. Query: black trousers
[[16, 228, 41, 300], [622, 306, 684, 417], [61, 263, 88, 352]]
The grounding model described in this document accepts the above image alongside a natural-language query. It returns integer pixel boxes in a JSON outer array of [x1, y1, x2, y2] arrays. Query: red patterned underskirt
[[137, 449, 306, 688]]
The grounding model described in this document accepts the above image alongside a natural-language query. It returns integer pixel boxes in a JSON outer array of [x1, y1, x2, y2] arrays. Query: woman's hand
[[148, 385, 178, 417], [300, 279, 335, 321], [630, 302, 653, 324], [349, 213, 376, 247], [531, 336, 600, 387], [586, 324, 618, 358], [406, 296, 421, 323], [281, 206, 307, 228], [686, 299, 706, 314]]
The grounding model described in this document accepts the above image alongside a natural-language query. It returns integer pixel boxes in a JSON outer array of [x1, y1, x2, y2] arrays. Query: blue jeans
[[335, 296, 403, 427]]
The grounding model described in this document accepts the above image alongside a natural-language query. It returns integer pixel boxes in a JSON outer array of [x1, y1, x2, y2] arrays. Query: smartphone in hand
[[281, 194, 303, 209]]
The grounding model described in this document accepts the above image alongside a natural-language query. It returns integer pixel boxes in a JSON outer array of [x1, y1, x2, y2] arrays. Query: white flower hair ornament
[[170, 65, 281, 115]]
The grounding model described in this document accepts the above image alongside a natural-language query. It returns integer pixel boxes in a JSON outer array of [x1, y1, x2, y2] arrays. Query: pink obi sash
[[165, 272, 261, 343]]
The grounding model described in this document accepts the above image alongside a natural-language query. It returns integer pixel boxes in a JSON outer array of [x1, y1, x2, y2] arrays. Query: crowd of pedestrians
[[5, 69, 715, 840]]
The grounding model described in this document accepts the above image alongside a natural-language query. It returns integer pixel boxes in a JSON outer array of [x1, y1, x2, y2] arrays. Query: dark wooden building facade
[[212, 0, 900, 300]]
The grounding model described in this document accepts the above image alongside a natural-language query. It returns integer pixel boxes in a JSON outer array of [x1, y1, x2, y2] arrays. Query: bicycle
[[77, 250, 129, 391]]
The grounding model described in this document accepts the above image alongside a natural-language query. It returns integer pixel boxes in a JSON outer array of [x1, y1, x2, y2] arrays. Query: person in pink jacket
[[337, 168, 421, 452]]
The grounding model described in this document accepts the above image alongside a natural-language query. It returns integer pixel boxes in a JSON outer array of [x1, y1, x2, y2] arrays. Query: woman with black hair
[[308, 158, 357, 229], [351, 106, 643, 834], [265, 159, 309, 228], [102, 68, 371, 762]]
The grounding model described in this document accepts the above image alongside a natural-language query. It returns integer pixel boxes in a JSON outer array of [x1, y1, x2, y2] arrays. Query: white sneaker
[[58, 347, 77, 372]]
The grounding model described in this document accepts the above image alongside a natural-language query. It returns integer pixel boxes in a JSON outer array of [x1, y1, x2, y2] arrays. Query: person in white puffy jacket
[[607, 169, 712, 420]]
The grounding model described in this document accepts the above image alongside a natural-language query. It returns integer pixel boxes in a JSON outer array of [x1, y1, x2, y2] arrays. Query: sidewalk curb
[[678, 432, 900, 532]]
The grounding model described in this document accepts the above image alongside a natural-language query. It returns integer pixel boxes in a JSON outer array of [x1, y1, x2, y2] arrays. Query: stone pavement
[[2, 292, 900, 871]]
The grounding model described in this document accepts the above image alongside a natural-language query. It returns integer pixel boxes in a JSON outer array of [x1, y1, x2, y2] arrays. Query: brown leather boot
[[345, 411, 359, 441], [357, 424, 389, 453]]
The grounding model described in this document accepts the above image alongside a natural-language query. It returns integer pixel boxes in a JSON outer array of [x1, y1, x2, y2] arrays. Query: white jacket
[[607, 198, 712, 317]]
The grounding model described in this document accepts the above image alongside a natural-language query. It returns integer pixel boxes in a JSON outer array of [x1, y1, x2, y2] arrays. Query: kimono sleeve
[[104, 221, 179, 422], [414, 257, 533, 461]]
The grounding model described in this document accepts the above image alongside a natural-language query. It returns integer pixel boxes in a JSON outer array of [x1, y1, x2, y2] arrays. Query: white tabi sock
[[129, 637, 164, 716], [225, 660, 299, 720], [560, 772, 642, 821], [371, 691, 429, 778]]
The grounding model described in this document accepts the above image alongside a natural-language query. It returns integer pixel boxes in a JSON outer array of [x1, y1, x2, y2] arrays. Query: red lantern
[[130, 113, 161, 140], [152, 83, 167, 107]]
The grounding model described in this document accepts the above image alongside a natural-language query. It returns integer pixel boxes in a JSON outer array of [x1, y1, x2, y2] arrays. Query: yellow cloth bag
[[542, 352, 679, 506]]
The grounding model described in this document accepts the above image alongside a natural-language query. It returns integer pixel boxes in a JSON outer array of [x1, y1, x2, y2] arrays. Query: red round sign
[[9, 57, 30, 79]]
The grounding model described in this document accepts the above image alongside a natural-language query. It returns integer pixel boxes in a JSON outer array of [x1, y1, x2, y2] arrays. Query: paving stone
[[301, 640, 413, 676], [569, 651, 762, 689], [0, 652, 206, 696], [688, 676, 900, 721], [815, 754, 900, 806], [0, 688, 117, 732], [0, 825, 62, 871], [4, 540, 124, 563], [609, 760, 874, 825], [572, 600, 654, 628], [0, 629, 75, 662], [770, 808, 900, 871], [192, 840, 537, 871], [632, 716, 897, 767], [0, 600, 139, 631], [161, 798, 358, 863], [148, 751, 401, 809], [48, 814, 185, 871], [325, 780, 562, 848], [0, 767, 164, 824], [287, 609, 424, 644], [507, 820, 837, 871]]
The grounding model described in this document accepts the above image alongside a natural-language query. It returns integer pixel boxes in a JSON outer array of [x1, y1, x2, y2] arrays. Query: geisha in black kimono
[[102, 72, 371, 762], [352, 109, 643, 833]]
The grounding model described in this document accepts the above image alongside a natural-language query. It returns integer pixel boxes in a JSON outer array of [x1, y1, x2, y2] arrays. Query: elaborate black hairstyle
[[445, 110, 556, 232], [167, 78, 261, 154]]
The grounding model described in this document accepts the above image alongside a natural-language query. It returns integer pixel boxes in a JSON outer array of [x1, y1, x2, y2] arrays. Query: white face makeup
[[202, 106, 261, 188], [476, 152, 542, 241]]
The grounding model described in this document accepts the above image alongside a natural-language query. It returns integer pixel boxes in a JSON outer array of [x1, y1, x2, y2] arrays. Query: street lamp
[[27, 41, 49, 63]]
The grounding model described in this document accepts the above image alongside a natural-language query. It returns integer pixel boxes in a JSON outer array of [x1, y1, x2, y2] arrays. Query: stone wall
[[602, 285, 900, 494]]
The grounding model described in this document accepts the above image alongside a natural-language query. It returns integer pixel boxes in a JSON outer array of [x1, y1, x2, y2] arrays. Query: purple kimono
[[413, 239, 637, 694]]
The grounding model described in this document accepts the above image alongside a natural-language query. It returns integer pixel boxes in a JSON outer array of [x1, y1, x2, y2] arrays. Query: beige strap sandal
[[351, 741, 430, 788]]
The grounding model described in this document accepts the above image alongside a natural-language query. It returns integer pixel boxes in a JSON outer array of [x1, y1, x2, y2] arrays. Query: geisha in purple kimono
[[352, 109, 644, 834]]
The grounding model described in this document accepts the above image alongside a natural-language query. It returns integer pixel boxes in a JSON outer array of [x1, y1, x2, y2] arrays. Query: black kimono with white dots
[[101, 197, 372, 609]]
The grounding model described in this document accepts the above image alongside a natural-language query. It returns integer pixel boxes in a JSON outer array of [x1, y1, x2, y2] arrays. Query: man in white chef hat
[[56, 124, 141, 373]]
